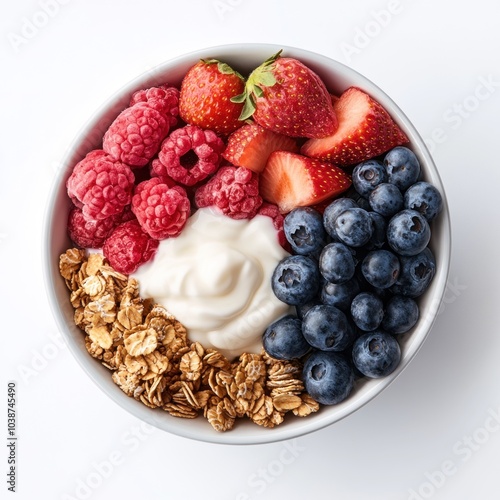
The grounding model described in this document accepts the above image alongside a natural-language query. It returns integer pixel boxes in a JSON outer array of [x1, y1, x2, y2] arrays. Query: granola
[[59, 248, 320, 432]]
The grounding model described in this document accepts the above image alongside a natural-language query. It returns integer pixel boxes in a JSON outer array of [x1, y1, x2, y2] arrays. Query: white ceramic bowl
[[43, 43, 451, 445]]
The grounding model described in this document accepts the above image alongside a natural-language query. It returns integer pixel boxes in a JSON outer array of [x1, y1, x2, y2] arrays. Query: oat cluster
[[59, 248, 319, 431]]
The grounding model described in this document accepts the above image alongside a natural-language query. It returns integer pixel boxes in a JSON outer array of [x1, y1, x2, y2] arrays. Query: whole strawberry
[[232, 51, 337, 139], [179, 59, 245, 135]]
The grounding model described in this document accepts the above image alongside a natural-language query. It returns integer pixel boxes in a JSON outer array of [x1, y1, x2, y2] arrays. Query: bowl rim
[[42, 42, 452, 445]]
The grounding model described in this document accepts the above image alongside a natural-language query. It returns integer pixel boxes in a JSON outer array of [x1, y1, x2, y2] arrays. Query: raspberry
[[66, 150, 135, 221], [257, 202, 289, 250], [103, 220, 159, 274], [195, 165, 262, 220], [149, 158, 178, 187], [155, 125, 225, 186], [129, 84, 180, 129], [103, 103, 170, 167], [132, 177, 191, 239]]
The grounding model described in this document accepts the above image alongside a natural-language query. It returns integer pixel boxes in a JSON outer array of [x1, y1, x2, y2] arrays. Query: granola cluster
[[59, 248, 319, 431]]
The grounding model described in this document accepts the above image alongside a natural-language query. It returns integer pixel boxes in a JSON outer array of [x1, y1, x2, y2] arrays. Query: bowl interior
[[43, 43, 451, 445]]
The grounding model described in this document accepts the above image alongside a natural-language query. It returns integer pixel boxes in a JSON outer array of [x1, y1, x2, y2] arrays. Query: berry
[[302, 304, 354, 352], [260, 151, 351, 214], [132, 177, 191, 239], [404, 181, 443, 222], [283, 207, 326, 256], [223, 122, 298, 173], [103, 103, 170, 167], [366, 211, 387, 249], [155, 125, 225, 187], [301, 86, 408, 166], [319, 242, 356, 284], [350, 292, 384, 331], [361, 249, 400, 289], [257, 202, 288, 249], [271, 255, 320, 306], [368, 183, 404, 217], [352, 159, 387, 197], [129, 84, 180, 128], [390, 247, 436, 297], [262, 315, 310, 360], [302, 351, 354, 405], [295, 299, 322, 320], [387, 209, 431, 256], [66, 150, 135, 221], [321, 277, 361, 312], [195, 165, 262, 220], [384, 146, 420, 191], [352, 331, 401, 378], [334, 207, 373, 247], [235, 51, 337, 138], [179, 59, 245, 135], [322, 197, 358, 239], [382, 295, 419, 334], [103, 220, 159, 274]]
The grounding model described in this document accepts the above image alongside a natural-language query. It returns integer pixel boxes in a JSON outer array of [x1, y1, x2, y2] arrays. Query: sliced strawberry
[[301, 87, 409, 166], [260, 151, 351, 214], [223, 122, 299, 173]]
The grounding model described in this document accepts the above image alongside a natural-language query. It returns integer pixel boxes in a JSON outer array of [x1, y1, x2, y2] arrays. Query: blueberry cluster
[[266, 147, 443, 406]]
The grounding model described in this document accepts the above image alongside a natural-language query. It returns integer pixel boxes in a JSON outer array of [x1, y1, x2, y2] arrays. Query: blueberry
[[361, 249, 400, 289], [366, 211, 387, 249], [321, 277, 360, 311], [384, 146, 421, 191], [284, 207, 326, 255], [352, 159, 387, 197], [382, 295, 419, 334], [262, 315, 310, 360], [323, 198, 358, 238], [272, 255, 320, 306], [334, 208, 373, 248], [296, 299, 321, 320], [404, 181, 443, 222], [390, 247, 436, 297], [350, 292, 384, 331], [369, 183, 404, 217], [302, 304, 355, 352], [352, 330, 401, 378], [319, 242, 356, 284], [302, 350, 354, 405], [387, 209, 431, 256]]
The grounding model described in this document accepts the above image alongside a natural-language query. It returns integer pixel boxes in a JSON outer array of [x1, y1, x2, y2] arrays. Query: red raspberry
[[149, 158, 178, 187], [103, 220, 159, 274], [129, 84, 180, 129], [257, 202, 289, 250], [66, 150, 135, 221], [132, 177, 191, 239], [103, 103, 170, 168], [195, 166, 262, 220], [155, 125, 225, 186]]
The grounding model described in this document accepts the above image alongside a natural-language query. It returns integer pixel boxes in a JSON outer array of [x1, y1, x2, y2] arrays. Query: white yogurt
[[132, 208, 291, 360]]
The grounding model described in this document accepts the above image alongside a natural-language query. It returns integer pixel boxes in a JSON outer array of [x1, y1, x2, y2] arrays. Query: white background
[[2, 1, 500, 499]]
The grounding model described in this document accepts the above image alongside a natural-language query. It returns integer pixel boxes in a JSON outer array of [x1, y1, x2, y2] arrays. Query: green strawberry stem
[[230, 50, 283, 121], [200, 58, 244, 80]]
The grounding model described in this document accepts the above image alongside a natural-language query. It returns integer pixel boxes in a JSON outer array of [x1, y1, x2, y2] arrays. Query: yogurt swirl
[[132, 208, 291, 360]]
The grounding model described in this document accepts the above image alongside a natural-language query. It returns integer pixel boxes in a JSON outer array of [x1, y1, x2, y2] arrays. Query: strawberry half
[[260, 151, 351, 214], [301, 86, 409, 166], [232, 51, 337, 139], [179, 59, 245, 135], [223, 122, 299, 173]]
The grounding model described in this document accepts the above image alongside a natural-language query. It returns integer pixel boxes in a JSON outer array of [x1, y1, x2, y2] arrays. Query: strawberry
[[301, 86, 409, 166], [260, 151, 351, 214], [223, 122, 299, 173], [179, 59, 245, 135], [232, 51, 337, 139]]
